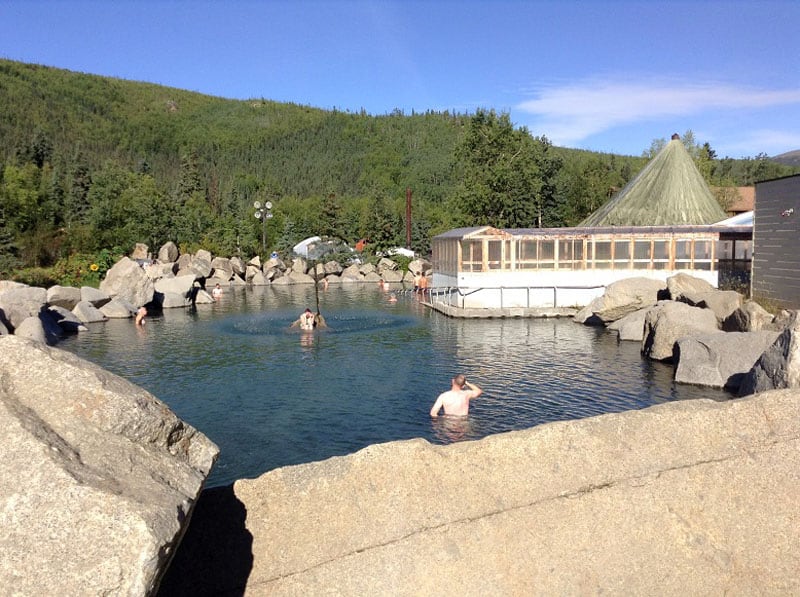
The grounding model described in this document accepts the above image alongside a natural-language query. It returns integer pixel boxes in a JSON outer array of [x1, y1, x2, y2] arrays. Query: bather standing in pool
[[430, 374, 483, 417]]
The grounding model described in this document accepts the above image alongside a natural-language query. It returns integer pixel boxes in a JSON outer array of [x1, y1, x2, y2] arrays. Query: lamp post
[[253, 200, 273, 255]]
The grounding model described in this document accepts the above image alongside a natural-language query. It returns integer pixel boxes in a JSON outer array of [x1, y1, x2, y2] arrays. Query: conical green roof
[[580, 138, 726, 226]]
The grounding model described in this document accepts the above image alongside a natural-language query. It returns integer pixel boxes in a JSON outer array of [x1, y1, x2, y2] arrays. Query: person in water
[[429, 374, 483, 417], [298, 308, 316, 331], [135, 306, 147, 326], [212, 283, 223, 298]]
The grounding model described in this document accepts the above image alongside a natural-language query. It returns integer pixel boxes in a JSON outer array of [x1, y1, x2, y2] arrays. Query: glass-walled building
[[431, 225, 751, 309]]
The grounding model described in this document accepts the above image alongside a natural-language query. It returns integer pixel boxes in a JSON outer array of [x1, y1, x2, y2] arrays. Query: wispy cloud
[[515, 77, 800, 147], [722, 129, 800, 156]]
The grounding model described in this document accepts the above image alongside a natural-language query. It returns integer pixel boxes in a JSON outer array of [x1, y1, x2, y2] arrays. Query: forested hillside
[[1, 58, 797, 281]]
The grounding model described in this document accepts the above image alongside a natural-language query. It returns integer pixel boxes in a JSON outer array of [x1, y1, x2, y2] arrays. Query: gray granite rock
[[158, 241, 179, 263], [72, 300, 108, 323], [0, 336, 219, 595], [642, 301, 719, 361], [0, 286, 47, 330], [591, 277, 665, 323], [46, 285, 82, 310], [99, 256, 154, 308], [739, 311, 800, 396], [675, 330, 780, 390], [162, 390, 800, 596], [80, 286, 111, 308], [99, 297, 137, 319]]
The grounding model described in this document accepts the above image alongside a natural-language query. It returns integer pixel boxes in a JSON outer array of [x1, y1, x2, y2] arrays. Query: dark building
[[751, 174, 800, 309]]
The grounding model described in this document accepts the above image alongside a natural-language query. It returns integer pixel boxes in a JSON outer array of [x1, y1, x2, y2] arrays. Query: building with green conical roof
[[580, 136, 726, 227], [429, 136, 750, 313]]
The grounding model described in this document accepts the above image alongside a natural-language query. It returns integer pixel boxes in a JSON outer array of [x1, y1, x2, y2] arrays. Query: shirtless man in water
[[430, 374, 483, 417]]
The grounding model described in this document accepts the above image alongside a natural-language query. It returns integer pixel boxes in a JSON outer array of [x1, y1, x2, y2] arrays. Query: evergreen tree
[[454, 109, 561, 228]]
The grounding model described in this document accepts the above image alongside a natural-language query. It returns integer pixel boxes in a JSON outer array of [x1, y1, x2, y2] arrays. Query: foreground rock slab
[[162, 390, 800, 596], [0, 336, 219, 596]]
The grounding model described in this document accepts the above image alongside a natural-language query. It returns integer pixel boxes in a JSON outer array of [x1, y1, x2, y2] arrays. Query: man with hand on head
[[430, 374, 483, 417]]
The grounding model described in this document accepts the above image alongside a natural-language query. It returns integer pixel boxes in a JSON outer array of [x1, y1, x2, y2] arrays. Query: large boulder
[[80, 286, 111, 308], [738, 311, 800, 396], [642, 301, 719, 361], [722, 300, 775, 332], [381, 269, 405, 283], [251, 271, 269, 286], [680, 289, 743, 323], [408, 258, 432, 276], [359, 262, 377, 276], [130, 242, 149, 260], [291, 257, 308, 275], [377, 257, 399, 273], [323, 260, 343, 276], [190, 258, 212, 279], [340, 264, 363, 282], [666, 272, 715, 300], [607, 306, 655, 341], [176, 253, 192, 271], [72, 300, 108, 324], [13, 316, 48, 343], [158, 241, 179, 263], [674, 330, 780, 390], [229, 256, 246, 276], [161, 390, 800, 596], [573, 297, 604, 326], [154, 274, 196, 297], [99, 298, 137, 319], [210, 257, 233, 281], [48, 305, 89, 334], [0, 336, 219, 595], [591, 277, 665, 323], [0, 280, 27, 294], [195, 249, 212, 263], [46, 285, 82, 310], [145, 261, 177, 281], [99, 257, 155, 308], [0, 286, 47, 331], [158, 292, 189, 309]]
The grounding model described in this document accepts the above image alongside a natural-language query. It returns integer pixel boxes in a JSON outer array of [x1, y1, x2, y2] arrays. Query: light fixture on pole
[[253, 200, 273, 254]]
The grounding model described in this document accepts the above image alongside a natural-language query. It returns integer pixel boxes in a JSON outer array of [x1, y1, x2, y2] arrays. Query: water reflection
[[431, 415, 476, 443], [58, 285, 733, 487]]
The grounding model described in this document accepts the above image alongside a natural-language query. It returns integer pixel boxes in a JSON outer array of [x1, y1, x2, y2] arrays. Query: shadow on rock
[[157, 485, 253, 597]]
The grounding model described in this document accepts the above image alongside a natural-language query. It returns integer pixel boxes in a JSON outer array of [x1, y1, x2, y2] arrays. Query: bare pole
[[405, 187, 412, 249]]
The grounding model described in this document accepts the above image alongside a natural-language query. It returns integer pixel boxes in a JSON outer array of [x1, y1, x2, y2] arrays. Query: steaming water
[[59, 284, 733, 487]]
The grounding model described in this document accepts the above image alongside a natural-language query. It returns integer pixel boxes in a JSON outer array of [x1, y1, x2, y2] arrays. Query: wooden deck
[[423, 300, 578, 319]]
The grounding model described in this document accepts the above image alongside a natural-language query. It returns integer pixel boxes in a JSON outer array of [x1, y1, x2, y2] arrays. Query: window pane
[[614, 240, 630, 260], [594, 241, 611, 260], [676, 240, 692, 260], [694, 240, 712, 260], [520, 240, 537, 261], [734, 241, 751, 260], [559, 240, 573, 261], [634, 241, 651, 260], [652, 241, 669, 260]]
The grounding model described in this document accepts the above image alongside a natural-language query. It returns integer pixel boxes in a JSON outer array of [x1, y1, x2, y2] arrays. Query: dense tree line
[[1, 59, 797, 279]]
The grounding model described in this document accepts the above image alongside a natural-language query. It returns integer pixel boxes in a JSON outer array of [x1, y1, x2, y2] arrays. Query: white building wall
[[433, 269, 718, 309]]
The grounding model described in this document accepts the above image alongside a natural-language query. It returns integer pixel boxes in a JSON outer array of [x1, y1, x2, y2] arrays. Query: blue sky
[[2, 0, 799, 158]]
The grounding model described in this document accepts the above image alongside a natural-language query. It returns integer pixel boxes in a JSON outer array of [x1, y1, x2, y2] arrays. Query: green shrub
[[11, 248, 123, 288]]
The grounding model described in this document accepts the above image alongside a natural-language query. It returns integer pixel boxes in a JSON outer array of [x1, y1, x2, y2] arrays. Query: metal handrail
[[427, 284, 605, 309]]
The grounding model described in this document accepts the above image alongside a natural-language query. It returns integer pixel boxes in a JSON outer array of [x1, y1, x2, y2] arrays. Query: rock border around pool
[[573, 273, 800, 395], [0, 243, 432, 345]]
